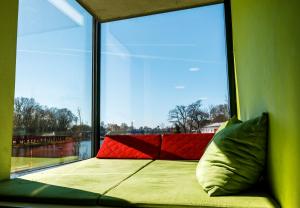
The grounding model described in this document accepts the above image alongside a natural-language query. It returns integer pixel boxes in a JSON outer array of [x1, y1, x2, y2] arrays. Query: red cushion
[[159, 133, 214, 160], [96, 135, 162, 159]]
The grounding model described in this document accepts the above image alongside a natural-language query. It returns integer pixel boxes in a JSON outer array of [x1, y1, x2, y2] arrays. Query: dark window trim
[[92, 18, 101, 156], [91, 0, 237, 155], [224, 0, 237, 117]]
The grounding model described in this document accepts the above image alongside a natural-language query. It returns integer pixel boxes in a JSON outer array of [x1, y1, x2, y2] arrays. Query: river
[[12, 139, 92, 160]]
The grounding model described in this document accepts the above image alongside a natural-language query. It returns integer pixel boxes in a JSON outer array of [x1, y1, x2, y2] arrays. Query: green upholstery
[[0, 178, 99, 205], [100, 160, 279, 208], [0, 158, 151, 205], [196, 113, 268, 196], [21, 158, 152, 194], [0, 159, 278, 207]]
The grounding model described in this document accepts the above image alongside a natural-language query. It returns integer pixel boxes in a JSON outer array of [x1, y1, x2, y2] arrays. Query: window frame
[[11, 0, 94, 176], [90, 0, 236, 156]]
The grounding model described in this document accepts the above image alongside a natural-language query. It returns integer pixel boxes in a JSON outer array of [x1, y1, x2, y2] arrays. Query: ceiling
[[77, 0, 223, 22]]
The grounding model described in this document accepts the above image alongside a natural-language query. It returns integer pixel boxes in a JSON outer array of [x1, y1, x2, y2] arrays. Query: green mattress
[[0, 158, 151, 205], [100, 160, 279, 208], [0, 159, 279, 207]]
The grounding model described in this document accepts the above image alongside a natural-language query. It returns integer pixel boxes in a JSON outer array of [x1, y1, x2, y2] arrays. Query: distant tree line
[[100, 121, 172, 136], [168, 100, 229, 133], [100, 100, 229, 135], [13, 97, 228, 136], [13, 97, 89, 135]]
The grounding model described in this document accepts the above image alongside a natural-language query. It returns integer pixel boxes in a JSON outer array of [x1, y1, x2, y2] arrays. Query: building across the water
[[201, 122, 224, 133]]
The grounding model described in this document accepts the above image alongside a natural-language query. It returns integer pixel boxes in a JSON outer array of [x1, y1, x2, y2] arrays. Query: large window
[[12, 0, 92, 174], [100, 4, 230, 137]]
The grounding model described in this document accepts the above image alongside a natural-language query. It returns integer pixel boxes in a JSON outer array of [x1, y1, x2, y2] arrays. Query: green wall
[[0, 0, 299, 206], [231, 0, 300, 207], [0, 0, 19, 180]]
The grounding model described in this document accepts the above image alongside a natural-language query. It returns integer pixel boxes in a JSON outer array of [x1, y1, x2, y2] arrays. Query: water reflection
[[13, 139, 91, 159]]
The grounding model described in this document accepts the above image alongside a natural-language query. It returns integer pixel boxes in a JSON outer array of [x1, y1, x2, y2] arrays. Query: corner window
[[12, 0, 92, 174], [100, 4, 229, 137]]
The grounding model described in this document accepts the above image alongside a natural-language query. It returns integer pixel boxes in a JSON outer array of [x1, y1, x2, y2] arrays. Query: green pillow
[[196, 113, 268, 196], [215, 116, 242, 134]]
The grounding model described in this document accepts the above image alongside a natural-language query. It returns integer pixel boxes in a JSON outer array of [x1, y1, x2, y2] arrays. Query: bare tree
[[168, 105, 188, 133], [168, 100, 211, 133], [187, 100, 209, 132], [14, 97, 40, 133], [209, 104, 229, 122], [55, 108, 76, 131], [13, 97, 78, 135]]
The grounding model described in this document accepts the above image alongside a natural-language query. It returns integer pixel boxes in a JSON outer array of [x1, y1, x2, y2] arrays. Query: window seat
[[0, 158, 152, 205], [0, 158, 279, 208]]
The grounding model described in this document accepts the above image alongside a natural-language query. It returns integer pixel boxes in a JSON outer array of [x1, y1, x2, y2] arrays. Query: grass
[[11, 156, 79, 173]]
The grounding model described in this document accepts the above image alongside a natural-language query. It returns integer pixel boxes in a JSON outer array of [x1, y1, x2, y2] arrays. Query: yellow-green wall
[[0, 0, 299, 207], [231, 0, 300, 207], [0, 0, 19, 180]]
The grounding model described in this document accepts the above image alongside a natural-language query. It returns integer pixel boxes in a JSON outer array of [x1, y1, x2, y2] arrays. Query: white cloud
[[189, 67, 200, 72], [175, 86, 185, 90]]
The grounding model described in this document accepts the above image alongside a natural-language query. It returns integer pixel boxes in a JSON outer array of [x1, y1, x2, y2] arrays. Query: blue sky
[[16, 0, 92, 124], [101, 4, 228, 128], [15, 1, 228, 128]]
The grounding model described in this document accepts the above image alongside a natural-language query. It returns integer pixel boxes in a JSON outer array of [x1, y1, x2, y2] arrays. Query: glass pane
[[100, 4, 229, 137], [12, 0, 92, 174]]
